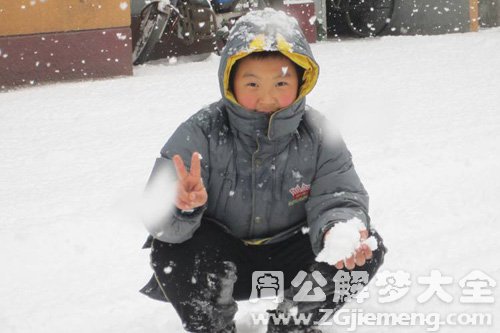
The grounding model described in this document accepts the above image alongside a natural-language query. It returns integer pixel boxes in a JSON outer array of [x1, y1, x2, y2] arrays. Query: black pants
[[148, 219, 387, 332]]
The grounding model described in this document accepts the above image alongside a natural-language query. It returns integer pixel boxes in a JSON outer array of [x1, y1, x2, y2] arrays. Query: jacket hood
[[217, 8, 320, 140]]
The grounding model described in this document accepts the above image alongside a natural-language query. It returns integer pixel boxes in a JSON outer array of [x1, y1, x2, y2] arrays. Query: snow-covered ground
[[1, 28, 499, 333]]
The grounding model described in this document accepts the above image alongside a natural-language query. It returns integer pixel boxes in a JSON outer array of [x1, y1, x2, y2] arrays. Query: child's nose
[[259, 89, 277, 103], [257, 91, 279, 112]]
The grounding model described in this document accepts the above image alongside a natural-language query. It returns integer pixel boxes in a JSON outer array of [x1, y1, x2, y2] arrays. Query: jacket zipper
[[267, 100, 297, 139], [249, 136, 261, 237], [267, 112, 277, 140]]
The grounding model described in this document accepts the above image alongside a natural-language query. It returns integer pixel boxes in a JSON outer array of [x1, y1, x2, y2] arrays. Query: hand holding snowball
[[316, 218, 378, 270], [172, 152, 208, 211], [328, 228, 372, 270]]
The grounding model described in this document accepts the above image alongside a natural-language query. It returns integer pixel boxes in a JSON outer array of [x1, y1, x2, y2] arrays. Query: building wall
[[322, 0, 491, 36], [386, 0, 474, 35], [479, 0, 499, 27], [0, 0, 133, 91]]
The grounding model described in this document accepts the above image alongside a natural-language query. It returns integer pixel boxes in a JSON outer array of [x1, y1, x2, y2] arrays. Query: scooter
[[132, 0, 269, 65]]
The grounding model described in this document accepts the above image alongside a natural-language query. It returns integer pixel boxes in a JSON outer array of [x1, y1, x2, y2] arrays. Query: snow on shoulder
[[316, 218, 378, 265]]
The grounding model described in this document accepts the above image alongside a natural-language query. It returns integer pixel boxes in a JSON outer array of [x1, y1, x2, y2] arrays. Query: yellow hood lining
[[223, 35, 319, 106]]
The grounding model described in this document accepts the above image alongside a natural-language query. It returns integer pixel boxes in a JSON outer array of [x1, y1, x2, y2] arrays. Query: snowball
[[315, 218, 376, 265], [164, 266, 173, 274], [363, 236, 378, 252]]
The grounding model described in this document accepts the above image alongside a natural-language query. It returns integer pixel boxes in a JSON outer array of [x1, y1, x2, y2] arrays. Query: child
[[140, 9, 386, 333]]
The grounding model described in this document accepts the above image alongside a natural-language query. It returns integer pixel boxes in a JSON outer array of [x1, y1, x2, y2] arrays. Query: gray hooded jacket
[[143, 9, 369, 255]]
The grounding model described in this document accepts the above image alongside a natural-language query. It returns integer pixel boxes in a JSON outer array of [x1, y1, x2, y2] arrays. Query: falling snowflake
[[116, 33, 127, 41], [291, 170, 303, 182]]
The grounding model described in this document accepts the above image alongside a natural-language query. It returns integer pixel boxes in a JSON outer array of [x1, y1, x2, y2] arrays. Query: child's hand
[[172, 152, 208, 211], [325, 229, 373, 270]]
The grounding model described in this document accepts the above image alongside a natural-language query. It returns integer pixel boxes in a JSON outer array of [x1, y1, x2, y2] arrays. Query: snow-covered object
[[315, 218, 378, 265]]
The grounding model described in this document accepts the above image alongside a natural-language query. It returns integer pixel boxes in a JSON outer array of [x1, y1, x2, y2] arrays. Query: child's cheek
[[279, 93, 297, 108], [237, 95, 257, 110]]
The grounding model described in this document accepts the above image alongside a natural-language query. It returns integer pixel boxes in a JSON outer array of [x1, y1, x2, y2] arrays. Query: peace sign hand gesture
[[172, 152, 208, 211]]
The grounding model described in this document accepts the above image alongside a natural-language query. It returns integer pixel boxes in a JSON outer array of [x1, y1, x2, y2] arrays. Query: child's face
[[232, 56, 299, 113]]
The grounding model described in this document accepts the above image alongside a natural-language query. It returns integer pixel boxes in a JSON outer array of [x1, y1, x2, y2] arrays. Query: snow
[[292, 169, 303, 181], [281, 66, 288, 76], [315, 218, 377, 265], [1, 28, 500, 332], [226, 8, 302, 54], [116, 33, 127, 41], [236, 8, 299, 32], [119, 2, 129, 11]]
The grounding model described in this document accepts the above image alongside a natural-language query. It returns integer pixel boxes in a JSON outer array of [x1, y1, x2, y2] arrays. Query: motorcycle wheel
[[132, 4, 174, 65], [343, 0, 395, 37]]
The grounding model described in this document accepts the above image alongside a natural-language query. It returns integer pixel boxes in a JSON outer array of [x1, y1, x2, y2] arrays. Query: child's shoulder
[[302, 105, 343, 142], [302, 105, 329, 133], [303, 105, 326, 126], [183, 100, 228, 133]]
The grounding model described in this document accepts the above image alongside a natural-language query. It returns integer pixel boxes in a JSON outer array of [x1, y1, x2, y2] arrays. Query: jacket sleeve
[[305, 130, 369, 256], [141, 116, 210, 244]]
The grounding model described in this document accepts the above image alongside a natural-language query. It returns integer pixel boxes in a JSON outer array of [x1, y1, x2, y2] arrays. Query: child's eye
[[246, 82, 258, 87], [276, 82, 288, 87]]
